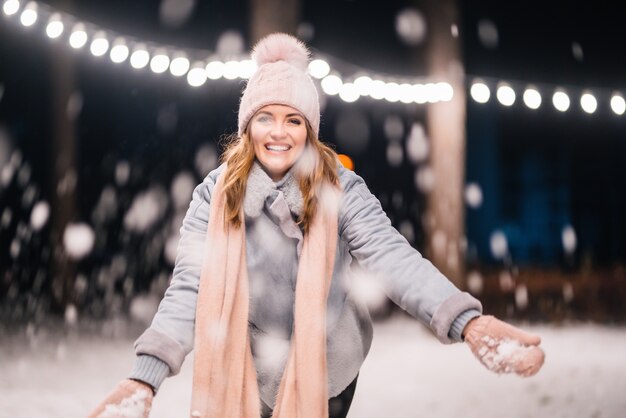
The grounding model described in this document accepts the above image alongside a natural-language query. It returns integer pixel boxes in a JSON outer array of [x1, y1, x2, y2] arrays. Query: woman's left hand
[[463, 315, 545, 377]]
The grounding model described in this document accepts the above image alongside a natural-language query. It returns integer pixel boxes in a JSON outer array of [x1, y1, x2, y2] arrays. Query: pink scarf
[[190, 172, 339, 418]]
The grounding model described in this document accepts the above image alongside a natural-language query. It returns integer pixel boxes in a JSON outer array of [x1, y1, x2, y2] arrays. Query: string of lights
[[468, 76, 626, 116], [2, 0, 625, 115]]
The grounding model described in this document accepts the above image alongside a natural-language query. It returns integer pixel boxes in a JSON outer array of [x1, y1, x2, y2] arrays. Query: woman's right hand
[[88, 379, 154, 418]]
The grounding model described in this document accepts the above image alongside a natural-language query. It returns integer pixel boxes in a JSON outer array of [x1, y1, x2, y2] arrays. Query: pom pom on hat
[[238, 33, 320, 137], [251, 33, 310, 71]]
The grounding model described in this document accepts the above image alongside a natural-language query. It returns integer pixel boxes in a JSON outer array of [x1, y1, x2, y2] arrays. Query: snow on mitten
[[463, 315, 545, 377], [88, 379, 153, 418]]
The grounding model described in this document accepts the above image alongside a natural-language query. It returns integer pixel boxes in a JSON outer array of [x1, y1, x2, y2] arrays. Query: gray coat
[[130, 162, 482, 408]]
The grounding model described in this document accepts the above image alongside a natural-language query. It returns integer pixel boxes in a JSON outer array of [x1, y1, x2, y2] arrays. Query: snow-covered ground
[[1, 315, 624, 418]]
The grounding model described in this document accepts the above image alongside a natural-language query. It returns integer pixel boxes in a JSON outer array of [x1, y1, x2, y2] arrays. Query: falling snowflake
[[562, 282, 574, 303], [129, 294, 160, 326], [395, 8, 427, 46], [194, 143, 218, 178], [30, 201, 50, 231], [345, 269, 388, 316], [571, 42, 584, 61], [216, 30, 245, 55], [464, 183, 483, 208], [92, 186, 118, 224], [406, 123, 429, 164], [159, 0, 196, 28], [478, 19, 499, 49], [123, 186, 168, 232], [386, 142, 403, 167], [489, 230, 508, 259], [562, 225, 577, 254], [466, 271, 483, 295], [65, 304, 78, 325], [297, 22, 315, 41], [384, 115, 404, 142], [414, 166, 435, 193], [499, 271, 515, 292], [170, 171, 196, 209], [63, 222, 96, 260], [67, 91, 83, 121], [115, 161, 131, 186]]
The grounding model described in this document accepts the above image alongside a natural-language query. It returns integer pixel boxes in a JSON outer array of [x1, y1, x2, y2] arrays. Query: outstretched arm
[[338, 173, 481, 343]]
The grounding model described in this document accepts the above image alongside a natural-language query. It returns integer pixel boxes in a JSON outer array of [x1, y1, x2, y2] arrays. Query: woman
[[89, 33, 544, 418]]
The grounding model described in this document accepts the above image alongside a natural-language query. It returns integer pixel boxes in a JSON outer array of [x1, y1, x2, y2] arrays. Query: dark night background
[[1, 0, 625, 325]]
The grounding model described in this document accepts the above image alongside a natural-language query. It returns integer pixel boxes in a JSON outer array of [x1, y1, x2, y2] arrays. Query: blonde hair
[[220, 122, 339, 233]]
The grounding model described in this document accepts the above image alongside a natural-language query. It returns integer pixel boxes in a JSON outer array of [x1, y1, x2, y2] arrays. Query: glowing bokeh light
[[150, 52, 170, 74], [130, 46, 150, 69], [399, 83, 414, 104], [3, 0, 20, 16], [187, 62, 207, 87], [19, 2, 37, 27], [222, 60, 240, 80], [610, 94, 626, 115], [69, 24, 88, 49], [110, 39, 129, 63], [354, 76, 373, 97], [205, 61, 224, 80], [369, 80, 386, 100], [237, 59, 256, 79], [339, 83, 359, 103], [470, 81, 490, 103], [435, 82, 454, 102], [45, 14, 64, 39], [169, 55, 190, 77], [337, 154, 354, 171], [552, 90, 570, 112], [309, 59, 330, 79], [383, 82, 401, 102], [321, 75, 343, 95], [496, 84, 515, 106], [89, 33, 109, 57], [580, 92, 597, 114], [523, 87, 542, 109]]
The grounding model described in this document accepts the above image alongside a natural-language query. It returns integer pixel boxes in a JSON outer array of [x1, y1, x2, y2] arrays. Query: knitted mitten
[[464, 315, 545, 377], [88, 379, 153, 418]]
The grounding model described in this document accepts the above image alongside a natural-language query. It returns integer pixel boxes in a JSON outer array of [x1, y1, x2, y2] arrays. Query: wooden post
[[49, 0, 78, 313], [249, 0, 301, 43], [422, 0, 466, 287]]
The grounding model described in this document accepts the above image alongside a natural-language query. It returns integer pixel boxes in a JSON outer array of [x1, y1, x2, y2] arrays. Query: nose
[[270, 122, 287, 139]]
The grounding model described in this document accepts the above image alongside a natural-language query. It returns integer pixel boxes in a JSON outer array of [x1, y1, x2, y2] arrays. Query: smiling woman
[[88, 33, 544, 418]]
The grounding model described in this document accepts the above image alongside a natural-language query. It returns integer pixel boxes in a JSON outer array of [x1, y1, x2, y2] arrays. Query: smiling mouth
[[265, 144, 292, 152]]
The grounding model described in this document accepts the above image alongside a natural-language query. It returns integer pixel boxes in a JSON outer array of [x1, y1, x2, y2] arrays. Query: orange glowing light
[[338, 154, 354, 171]]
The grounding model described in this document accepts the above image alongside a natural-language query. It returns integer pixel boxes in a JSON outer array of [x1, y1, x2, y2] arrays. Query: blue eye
[[289, 118, 302, 125]]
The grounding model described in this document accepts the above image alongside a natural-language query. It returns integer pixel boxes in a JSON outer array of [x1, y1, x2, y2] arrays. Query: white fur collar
[[244, 161, 304, 218]]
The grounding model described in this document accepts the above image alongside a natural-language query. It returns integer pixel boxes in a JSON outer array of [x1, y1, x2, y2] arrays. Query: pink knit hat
[[238, 33, 320, 137]]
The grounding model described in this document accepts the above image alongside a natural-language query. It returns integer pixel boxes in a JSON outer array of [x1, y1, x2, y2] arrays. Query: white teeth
[[266, 145, 290, 151]]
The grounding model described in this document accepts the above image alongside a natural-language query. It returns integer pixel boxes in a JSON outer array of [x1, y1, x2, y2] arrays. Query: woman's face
[[249, 104, 307, 181]]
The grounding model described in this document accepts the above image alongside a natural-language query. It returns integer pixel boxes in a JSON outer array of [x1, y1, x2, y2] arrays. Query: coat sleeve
[[129, 168, 220, 390], [338, 174, 482, 344]]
